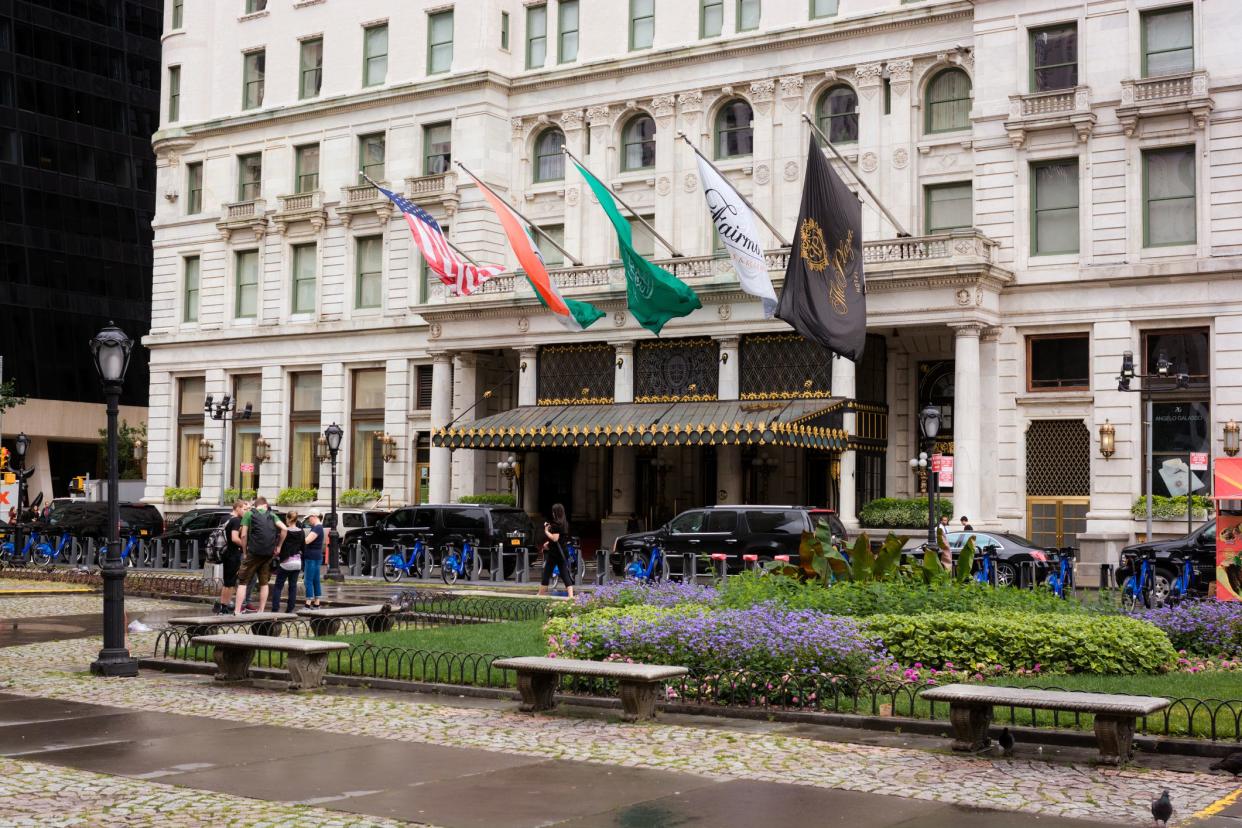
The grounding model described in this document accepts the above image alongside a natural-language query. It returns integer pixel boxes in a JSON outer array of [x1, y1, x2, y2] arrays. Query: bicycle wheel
[[417, 548, 436, 580], [574, 551, 586, 583], [468, 549, 483, 580], [32, 542, 54, 567], [0, 542, 12, 564], [1119, 577, 1140, 612], [382, 555, 405, 583], [441, 548, 459, 585], [624, 551, 648, 581]]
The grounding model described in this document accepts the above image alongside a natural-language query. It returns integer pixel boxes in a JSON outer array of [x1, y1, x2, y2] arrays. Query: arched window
[[621, 114, 656, 171], [533, 128, 565, 182], [714, 100, 753, 159], [816, 85, 858, 144], [925, 69, 972, 133]]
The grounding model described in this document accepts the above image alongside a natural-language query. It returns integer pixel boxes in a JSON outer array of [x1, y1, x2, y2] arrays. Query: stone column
[[319, 362, 346, 509], [383, 358, 409, 504], [952, 324, 984, 529], [832, 357, 858, 528], [429, 353, 453, 503], [979, 327, 1001, 528], [518, 347, 538, 407], [613, 341, 635, 403], [522, 451, 540, 518], [716, 336, 740, 400], [450, 353, 478, 500], [716, 445, 743, 504]]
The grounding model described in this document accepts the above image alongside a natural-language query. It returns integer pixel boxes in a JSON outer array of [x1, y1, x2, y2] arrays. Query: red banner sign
[[1217, 514, 1241, 602]]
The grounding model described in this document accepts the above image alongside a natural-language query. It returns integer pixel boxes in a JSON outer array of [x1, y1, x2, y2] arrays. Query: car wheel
[[995, 562, 1017, 588], [1151, 568, 1175, 607]]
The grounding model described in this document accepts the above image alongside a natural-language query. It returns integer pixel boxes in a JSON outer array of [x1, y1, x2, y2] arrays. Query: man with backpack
[[234, 496, 287, 615], [213, 500, 248, 614]]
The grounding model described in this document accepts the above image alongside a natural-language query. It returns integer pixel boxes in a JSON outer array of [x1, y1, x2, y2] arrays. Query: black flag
[[776, 135, 866, 362]]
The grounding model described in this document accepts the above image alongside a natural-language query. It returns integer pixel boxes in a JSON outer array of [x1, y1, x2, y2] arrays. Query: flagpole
[[361, 171, 487, 266], [559, 146, 684, 258], [800, 115, 911, 238], [454, 162, 584, 267], [676, 132, 789, 247]]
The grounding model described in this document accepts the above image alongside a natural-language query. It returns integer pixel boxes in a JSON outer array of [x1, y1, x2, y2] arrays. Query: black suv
[[159, 507, 233, 548], [613, 505, 846, 573], [42, 501, 164, 540], [345, 504, 535, 576], [1119, 519, 1217, 600]]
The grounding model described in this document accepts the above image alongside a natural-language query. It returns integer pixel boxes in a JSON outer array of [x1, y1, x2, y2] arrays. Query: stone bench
[[191, 633, 348, 690], [296, 603, 394, 636], [169, 612, 298, 637], [493, 656, 688, 723], [921, 683, 1170, 765]]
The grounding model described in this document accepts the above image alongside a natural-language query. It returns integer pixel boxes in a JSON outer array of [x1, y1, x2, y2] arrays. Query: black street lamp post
[[89, 323, 138, 677], [13, 432, 28, 557], [916, 404, 942, 547], [324, 422, 344, 582]]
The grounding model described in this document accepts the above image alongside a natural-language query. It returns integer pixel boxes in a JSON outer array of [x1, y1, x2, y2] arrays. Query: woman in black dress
[[538, 503, 574, 599]]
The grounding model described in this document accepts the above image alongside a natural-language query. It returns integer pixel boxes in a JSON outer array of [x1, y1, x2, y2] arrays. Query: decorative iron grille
[[740, 333, 833, 400], [1026, 419, 1090, 496], [537, 343, 615, 405], [635, 337, 719, 402]]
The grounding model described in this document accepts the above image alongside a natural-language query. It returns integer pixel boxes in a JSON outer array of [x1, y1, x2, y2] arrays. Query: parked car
[[1118, 519, 1217, 602], [901, 531, 1055, 586], [806, 508, 849, 544], [344, 504, 535, 577], [159, 507, 233, 549], [43, 501, 164, 540]]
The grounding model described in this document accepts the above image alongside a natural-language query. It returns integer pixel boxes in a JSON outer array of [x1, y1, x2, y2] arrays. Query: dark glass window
[[1028, 334, 1089, 391], [444, 507, 486, 532], [1031, 24, 1077, 91]]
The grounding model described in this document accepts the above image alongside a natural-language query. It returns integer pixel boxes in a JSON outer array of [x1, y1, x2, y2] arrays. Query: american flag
[[375, 183, 502, 296]]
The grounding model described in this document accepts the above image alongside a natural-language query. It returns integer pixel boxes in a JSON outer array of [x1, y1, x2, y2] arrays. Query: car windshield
[[490, 509, 530, 535]]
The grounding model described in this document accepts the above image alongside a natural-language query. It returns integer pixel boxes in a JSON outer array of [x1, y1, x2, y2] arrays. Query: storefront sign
[[932, 454, 954, 488], [1190, 452, 1209, 471], [239, 463, 254, 473]]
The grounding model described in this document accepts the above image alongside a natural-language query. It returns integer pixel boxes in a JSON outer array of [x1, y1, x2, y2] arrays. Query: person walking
[[537, 503, 574, 599], [301, 510, 325, 608], [269, 511, 304, 613], [936, 514, 952, 569], [234, 496, 286, 615], [215, 500, 247, 614], [960, 516, 974, 532]]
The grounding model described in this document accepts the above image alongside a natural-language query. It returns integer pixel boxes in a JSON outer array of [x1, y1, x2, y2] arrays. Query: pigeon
[[1210, 751, 1242, 776], [998, 727, 1015, 758], [1151, 790, 1173, 826]]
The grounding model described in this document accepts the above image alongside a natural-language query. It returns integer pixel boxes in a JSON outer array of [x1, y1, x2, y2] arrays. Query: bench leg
[[212, 648, 254, 683], [947, 703, 993, 751], [286, 652, 329, 690], [1093, 715, 1136, 765], [515, 671, 559, 712], [310, 618, 341, 637], [251, 621, 283, 637], [619, 680, 660, 723], [366, 613, 394, 633]]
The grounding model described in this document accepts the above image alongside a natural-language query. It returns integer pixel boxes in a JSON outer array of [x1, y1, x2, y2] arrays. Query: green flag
[[572, 160, 701, 335]]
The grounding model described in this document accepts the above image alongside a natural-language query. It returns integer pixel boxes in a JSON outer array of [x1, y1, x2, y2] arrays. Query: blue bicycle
[[625, 541, 669, 582], [0, 530, 40, 566], [973, 544, 998, 587], [440, 535, 482, 585], [383, 534, 434, 582], [546, 536, 586, 587], [1043, 547, 1075, 599], [33, 530, 73, 567], [1165, 555, 1195, 605], [111, 532, 149, 568], [1119, 550, 1158, 610]]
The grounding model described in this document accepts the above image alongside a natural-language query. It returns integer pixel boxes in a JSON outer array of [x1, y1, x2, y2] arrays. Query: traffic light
[[69, 475, 86, 494], [0, 447, 8, 470], [2, 473, 13, 486]]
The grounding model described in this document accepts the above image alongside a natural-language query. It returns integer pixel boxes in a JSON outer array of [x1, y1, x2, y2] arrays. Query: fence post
[[595, 549, 608, 585]]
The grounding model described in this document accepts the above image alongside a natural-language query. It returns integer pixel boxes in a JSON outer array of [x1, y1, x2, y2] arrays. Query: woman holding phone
[[538, 503, 574, 599]]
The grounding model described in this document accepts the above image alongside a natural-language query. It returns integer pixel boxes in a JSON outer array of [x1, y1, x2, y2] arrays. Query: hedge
[[163, 487, 200, 504], [458, 493, 517, 506], [1131, 495, 1213, 521], [276, 487, 318, 506], [859, 497, 953, 528], [223, 488, 256, 503], [340, 488, 382, 507]]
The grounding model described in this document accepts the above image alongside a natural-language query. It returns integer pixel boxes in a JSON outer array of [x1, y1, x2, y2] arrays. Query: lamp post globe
[[14, 432, 28, 460], [919, 404, 941, 440], [324, 422, 343, 454], [89, 323, 133, 387], [324, 422, 344, 581]]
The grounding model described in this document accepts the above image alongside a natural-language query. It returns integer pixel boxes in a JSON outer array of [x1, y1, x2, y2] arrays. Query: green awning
[[433, 398, 848, 451]]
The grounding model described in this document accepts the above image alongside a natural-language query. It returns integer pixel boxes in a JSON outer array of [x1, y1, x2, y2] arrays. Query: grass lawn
[[328, 618, 548, 657]]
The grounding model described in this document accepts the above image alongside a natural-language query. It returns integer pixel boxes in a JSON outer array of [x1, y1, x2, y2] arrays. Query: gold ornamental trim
[[536, 396, 615, 406], [633, 393, 718, 403]]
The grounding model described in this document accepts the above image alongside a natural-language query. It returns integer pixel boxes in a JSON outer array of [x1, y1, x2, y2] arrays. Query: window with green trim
[[294, 144, 319, 194], [245, 0, 267, 13], [242, 50, 265, 110], [235, 250, 258, 318], [537, 223, 565, 268], [630, 0, 654, 50], [1030, 24, 1077, 92], [526, 5, 547, 69], [924, 182, 972, 234], [559, 1, 579, 62], [701, 0, 723, 38], [816, 85, 857, 144], [1031, 159, 1079, 255], [715, 100, 753, 159], [501, 11, 510, 50], [738, 0, 760, 31], [356, 236, 382, 309], [299, 37, 323, 99], [427, 10, 453, 74], [183, 256, 200, 323], [810, 0, 838, 19], [924, 68, 971, 133], [1142, 6, 1193, 77], [238, 153, 262, 201], [167, 65, 180, 122], [186, 162, 203, 214], [359, 133, 385, 183], [291, 243, 317, 314], [423, 123, 451, 175], [627, 216, 655, 258], [622, 115, 656, 170], [1143, 146, 1195, 247], [171, 0, 183, 30], [533, 128, 565, 182], [363, 24, 388, 87]]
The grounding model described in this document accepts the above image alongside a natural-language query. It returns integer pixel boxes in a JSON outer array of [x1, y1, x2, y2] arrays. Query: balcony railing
[[405, 172, 455, 198], [1118, 70, 1212, 135], [216, 198, 267, 241], [1005, 85, 1095, 147], [277, 190, 323, 213], [273, 190, 327, 233], [343, 182, 382, 205], [223, 199, 263, 220]]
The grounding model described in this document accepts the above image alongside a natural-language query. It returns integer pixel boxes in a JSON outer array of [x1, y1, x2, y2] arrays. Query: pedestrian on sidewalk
[[937, 514, 952, 569], [270, 510, 304, 613], [960, 516, 974, 532], [234, 496, 286, 615], [301, 510, 325, 608], [537, 503, 574, 600], [215, 500, 247, 614]]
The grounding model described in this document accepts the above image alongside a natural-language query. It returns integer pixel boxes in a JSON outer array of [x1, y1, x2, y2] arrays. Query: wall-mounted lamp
[[315, 435, 328, 462], [1225, 419, 1240, 457], [520, 361, 528, 373], [688, 383, 698, 393], [132, 438, 145, 462], [580, 386, 591, 397], [254, 438, 271, 464], [616, 357, 624, 369], [1099, 419, 1115, 459], [376, 432, 399, 463], [803, 379, 814, 390], [197, 439, 214, 463], [719, 352, 728, 365]]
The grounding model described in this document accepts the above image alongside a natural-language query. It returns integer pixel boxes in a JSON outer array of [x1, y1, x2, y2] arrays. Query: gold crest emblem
[[799, 218, 829, 272]]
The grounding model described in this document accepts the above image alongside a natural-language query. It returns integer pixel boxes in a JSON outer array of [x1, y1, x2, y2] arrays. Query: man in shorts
[[234, 496, 287, 615], [215, 500, 247, 614]]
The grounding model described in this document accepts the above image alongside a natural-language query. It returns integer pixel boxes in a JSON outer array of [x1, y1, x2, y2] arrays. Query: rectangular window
[[359, 133, 385, 182], [294, 144, 319, 193], [245, 0, 267, 12], [183, 256, 200, 323], [1027, 334, 1089, 391], [738, 0, 760, 31], [232, 374, 263, 491], [701, 0, 723, 38], [810, 0, 838, 19], [883, 78, 892, 115], [186, 161, 202, 214], [171, 0, 184, 30], [558, 1, 579, 63], [627, 216, 656, 258], [291, 243, 317, 314], [242, 49, 265, 109], [299, 37, 323, 99], [167, 65, 180, 122], [1030, 24, 1077, 92], [1144, 146, 1196, 247], [501, 11, 510, 50], [423, 123, 451, 175], [630, 0, 654, 50], [1143, 6, 1193, 76], [289, 372, 321, 491], [235, 249, 259, 318], [351, 369, 386, 490], [526, 5, 547, 69], [363, 24, 388, 87], [177, 377, 205, 489], [238, 152, 262, 201], [1143, 329, 1209, 498], [415, 365, 434, 410], [356, 235, 382, 309], [427, 10, 453, 75], [925, 182, 972, 234], [1031, 159, 1079, 255], [537, 223, 565, 268]]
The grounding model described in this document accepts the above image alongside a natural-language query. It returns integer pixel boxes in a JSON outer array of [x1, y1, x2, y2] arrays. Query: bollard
[[682, 552, 697, 583], [1018, 560, 1035, 590], [595, 549, 608, 585], [518, 547, 530, 582], [1099, 563, 1114, 590]]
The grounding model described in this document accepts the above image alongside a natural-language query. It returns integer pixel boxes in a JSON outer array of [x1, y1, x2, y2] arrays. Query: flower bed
[[554, 580, 718, 616], [1131, 600, 1242, 657]]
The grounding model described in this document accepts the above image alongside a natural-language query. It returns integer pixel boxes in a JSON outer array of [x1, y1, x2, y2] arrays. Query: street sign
[[932, 454, 954, 488], [239, 462, 255, 473], [1190, 452, 1209, 471]]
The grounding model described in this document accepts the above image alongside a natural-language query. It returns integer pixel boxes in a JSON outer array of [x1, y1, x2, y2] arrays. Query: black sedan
[[903, 531, 1054, 586]]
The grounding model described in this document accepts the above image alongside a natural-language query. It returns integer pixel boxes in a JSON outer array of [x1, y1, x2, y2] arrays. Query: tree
[[0, 380, 26, 414], [96, 420, 148, 480]]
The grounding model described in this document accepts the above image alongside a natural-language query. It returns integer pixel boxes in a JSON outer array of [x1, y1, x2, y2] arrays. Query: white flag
[[695, 156, 778, 317]]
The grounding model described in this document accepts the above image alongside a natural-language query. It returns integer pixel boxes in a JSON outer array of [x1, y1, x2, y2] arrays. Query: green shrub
[[859, 497, 952, 529], [276, 487, 318, 506], [863, 611, 1177, 674], [1131, 495, 1213, 521], [223, 488, 257, 503], [458, 493, 517, 506], [340, 488, 381, 506], [163, 487, 200, 503]]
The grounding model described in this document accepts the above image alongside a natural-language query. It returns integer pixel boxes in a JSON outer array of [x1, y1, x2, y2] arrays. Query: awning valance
[[433, 399, 849, 452]]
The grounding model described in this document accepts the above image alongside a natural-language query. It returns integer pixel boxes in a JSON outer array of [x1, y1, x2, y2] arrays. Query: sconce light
[[132, 438, 145, 462], [688, 383, 698, 393], [1156, 350, 1171, 377], [315, 435, 327, 462], [254, 438, 271, 464], [1225, 419, 1240, 457], [197, 439, 214, 463], [483, 389, 494, 399], [375, 432, 398, 463], [803, 379, 814, 390], [616, 357, 624, 369], [1099, 419, 1115, 459], [580, 386, 591, 397], [719, 352, 728, 365], [520, 361, 528, 373]]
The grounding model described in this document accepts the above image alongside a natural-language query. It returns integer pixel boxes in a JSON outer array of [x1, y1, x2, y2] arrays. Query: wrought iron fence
[[0, 565, 220, 595]]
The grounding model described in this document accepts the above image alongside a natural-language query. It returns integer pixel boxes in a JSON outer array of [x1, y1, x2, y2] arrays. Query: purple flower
[[1130, 600, 1242, 657]]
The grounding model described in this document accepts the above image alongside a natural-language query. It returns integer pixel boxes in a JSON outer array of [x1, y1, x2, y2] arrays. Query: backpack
[[247, 508, 279, 556], [205, 524, 227, 564]]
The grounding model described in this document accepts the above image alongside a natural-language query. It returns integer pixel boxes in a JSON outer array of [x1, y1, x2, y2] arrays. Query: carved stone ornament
[[755, 165, 770, 185], [860, 152, 878, 173], [657, 176, 671, 196], [855, 63, 883, 89], [517, 316, 530, 333], [749, 79, 775, 102], [560, 110, 584, 131], [566, 187, 579, 206], [779, 74, 805, 100], [586, 105, 612, 127], [955, 288, 971, 306], [684, 173, 698, 193], [429, 322, 443, 340], [975, 286, 984, 307], [887, 59, 913, 85], [678, 90, 703, 112], [783, 161, 799, 181], [510, 117, 525, 139], [718, 304, 732, 321], [613, 311, 627, 327], [652, 94, 676, 119], [892, 148, 909, 169]]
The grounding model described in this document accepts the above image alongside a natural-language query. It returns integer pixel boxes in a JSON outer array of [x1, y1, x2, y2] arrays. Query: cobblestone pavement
[[0, 595, 185, 620], [0, 636, 1238, 826], [0, 755, 421, 827], [0, 579, 94, 594]]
